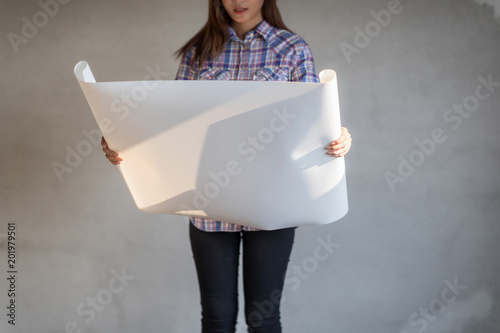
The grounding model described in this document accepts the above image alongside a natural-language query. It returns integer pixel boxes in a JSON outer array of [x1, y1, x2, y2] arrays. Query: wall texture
[[1, 0, 499, 332]]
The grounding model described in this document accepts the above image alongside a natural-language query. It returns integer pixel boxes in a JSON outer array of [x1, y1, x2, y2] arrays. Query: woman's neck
[[231, 19, 263, 40]]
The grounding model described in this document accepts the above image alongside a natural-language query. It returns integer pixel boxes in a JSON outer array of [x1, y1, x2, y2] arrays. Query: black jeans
[[189, 223, 296, 333]]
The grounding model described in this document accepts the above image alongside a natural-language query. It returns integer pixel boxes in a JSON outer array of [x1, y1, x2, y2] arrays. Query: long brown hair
[[175, 0, 291, 67]]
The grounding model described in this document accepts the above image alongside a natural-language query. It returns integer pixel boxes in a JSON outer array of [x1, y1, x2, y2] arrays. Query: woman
[[102, 0, 352, 332]]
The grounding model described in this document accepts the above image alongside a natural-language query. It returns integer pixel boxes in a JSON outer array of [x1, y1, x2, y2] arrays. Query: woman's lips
[[234, 8, 248, 14]]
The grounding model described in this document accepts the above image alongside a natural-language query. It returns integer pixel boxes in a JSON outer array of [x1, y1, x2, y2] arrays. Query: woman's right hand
[[101, 137, 123, 165]]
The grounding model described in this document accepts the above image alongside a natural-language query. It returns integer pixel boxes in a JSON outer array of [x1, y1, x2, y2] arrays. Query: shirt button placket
[[239, 42, 249, 80]]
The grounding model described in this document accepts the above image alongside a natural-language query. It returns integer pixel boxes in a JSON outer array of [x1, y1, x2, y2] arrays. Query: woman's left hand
[[325, 127, 352, 157]]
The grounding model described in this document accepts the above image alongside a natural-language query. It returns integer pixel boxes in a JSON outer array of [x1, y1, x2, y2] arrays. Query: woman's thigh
[[242, 227, 296, 332], [189, 223, 242, 332]]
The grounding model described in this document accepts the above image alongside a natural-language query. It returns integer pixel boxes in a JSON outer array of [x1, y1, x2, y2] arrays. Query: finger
[[102, 146, 119, 156], [330, 127, 350, 144], [326, 140, 351, 157], [327, 133, 351, 148], [106, 154, 122, 161], [106, 155, 123, 164], [327, 146, 349, 157], [325, 138, 350, 151], [101, 136, 107, 148], [326, 147, 348, 157]]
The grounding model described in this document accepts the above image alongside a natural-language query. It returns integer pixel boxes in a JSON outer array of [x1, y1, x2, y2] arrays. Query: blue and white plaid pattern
[[176, 20, 319, 232]]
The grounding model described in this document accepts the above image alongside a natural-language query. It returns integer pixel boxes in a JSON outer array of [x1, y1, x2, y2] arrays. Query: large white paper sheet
[[74, 61, 348, 230]]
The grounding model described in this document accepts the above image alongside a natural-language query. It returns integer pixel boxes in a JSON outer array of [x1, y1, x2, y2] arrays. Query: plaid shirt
[[176, 20, 319, 232]]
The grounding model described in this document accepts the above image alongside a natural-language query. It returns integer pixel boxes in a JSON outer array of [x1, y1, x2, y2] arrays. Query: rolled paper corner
[[74, 61, 96, 83], [319, 69, 337, 84]]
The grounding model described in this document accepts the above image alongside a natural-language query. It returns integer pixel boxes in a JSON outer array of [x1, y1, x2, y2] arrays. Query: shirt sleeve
[[175, 47, 198, 80], [290, 42, 319, 83]]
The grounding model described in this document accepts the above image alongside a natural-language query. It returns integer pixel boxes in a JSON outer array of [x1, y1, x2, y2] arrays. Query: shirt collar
[[228, 20, 275, 43], [254, 20, 274, 42]]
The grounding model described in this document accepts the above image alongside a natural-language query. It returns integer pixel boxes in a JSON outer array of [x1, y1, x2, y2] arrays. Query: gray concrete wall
[[1, 0, 499, 332]]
